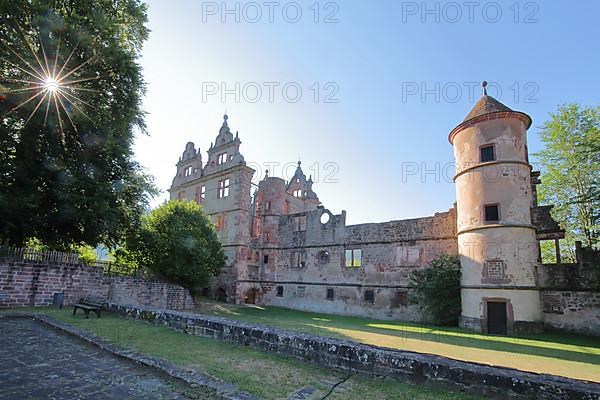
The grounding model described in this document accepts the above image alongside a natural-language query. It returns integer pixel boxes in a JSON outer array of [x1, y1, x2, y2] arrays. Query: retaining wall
[[108, 303, 600, 400]]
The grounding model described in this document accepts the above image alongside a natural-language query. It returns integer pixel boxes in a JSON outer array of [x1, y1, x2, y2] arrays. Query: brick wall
[[0, 262, 194, 310]]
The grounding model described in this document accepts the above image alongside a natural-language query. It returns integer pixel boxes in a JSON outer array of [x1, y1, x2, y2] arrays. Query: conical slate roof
[[463, 95, 513, 122], [448, 82, 533, 144]]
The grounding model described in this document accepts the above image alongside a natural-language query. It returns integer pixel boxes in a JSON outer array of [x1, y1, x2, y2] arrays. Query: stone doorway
[[244, 288, 257, 304], [487, 301, 507, 335], [216, 287, 227, 302]]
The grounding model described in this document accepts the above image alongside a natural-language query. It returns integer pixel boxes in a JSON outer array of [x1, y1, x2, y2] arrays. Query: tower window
[[265, 201, 271, 210], [201, 185, 206, 199], [276, 286, 283, 297], [184, 165, 193, 177], [293, 189, 303, 198], [345, 249, 362, 267], [480, 144, 495, 162], [217, 178, 230, 198], [326, 288, 334, 300], [217, 153, 228, 165], [484, 204, 500, 222], [263, 254, 269, 264]]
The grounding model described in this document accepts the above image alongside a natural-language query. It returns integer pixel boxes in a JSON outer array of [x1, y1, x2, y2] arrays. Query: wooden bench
[[72, 297, 104, 318]]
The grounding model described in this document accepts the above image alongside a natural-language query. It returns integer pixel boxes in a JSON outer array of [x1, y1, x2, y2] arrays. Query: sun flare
[[43, 77, 60, 93], [1, 26, 99, 135]]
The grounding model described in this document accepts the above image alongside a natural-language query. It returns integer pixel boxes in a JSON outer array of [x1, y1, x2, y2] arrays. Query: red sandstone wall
[[0, 262, 194, 310]]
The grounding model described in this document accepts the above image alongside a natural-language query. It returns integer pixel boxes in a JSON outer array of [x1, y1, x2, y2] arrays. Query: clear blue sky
[[135, 0, 599, 224]]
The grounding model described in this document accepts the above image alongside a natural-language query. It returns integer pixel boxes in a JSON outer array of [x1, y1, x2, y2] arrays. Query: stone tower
[[449, 82, 541, 334], [169, 115, 255, 302]]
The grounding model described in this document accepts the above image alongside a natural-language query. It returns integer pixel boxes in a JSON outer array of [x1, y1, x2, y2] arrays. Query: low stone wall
[[541, 290, 600, 336], [108, 304, 600, 400], [0, 262, 194, 311], [108, 276, 194, 310]]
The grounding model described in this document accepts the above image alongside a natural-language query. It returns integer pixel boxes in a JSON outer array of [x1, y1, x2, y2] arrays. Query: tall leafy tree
[[535, 104, 600, 255], [0, 0, 154, 248], [128, 201, 225, 291]]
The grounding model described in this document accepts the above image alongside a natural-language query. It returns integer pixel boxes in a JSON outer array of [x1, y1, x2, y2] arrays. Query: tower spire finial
[[482, 80, 488, 96]]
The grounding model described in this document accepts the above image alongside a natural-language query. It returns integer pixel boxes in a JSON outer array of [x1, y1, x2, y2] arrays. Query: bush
[[129, 200, 225, 291], [409, 255, 461, 326], [73, 245, 97, 265]]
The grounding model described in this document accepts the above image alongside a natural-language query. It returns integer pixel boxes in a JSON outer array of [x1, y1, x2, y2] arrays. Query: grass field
[[4, 307, 481, 400], [191, 300, 600, 382]]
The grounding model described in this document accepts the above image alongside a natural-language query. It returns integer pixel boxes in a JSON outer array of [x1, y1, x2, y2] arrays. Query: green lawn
[[192, 300, 600, 383], [4, 307, 481, 400]]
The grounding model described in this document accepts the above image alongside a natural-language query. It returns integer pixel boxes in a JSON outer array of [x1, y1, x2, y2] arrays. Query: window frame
[[290, 251, 306, 268], [364, 289, 375, 304], [480, 144, 496, 163], [184, 165, 193, 177], [345, 248, 362, 268], [276, 286, 284, 297], [217, 153, 228, 165], [326, 288, 334, 301], [294, 216, 307, 232], [217, 178, 230, 198], [484, 203, 500, 223]]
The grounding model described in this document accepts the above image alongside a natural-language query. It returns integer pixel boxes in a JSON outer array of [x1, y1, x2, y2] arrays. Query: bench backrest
[[80, 297, 105, 307]]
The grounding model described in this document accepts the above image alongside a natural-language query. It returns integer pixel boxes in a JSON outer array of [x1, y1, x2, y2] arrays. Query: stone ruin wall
[[240, 206, 458, 321], [0, 262, 194, 311], [538, 245, 600, 335]]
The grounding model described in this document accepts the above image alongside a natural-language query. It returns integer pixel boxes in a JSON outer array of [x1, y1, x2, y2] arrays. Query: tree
[[409, 255, 461, 326], [129, 200, 225, 291], [535, 104, 600, 254], [0, 0, 154, 249]]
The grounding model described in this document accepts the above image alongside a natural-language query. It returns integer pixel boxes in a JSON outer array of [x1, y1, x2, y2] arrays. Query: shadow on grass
[[194, 302, 600, 366]]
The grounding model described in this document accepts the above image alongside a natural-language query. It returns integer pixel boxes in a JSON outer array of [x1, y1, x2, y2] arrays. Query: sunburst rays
[[1, 24, 99, 137]]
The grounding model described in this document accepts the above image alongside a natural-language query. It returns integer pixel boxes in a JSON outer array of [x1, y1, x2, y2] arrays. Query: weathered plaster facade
[[169, 114, 459, 321], [170, 94, 597, 333]]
